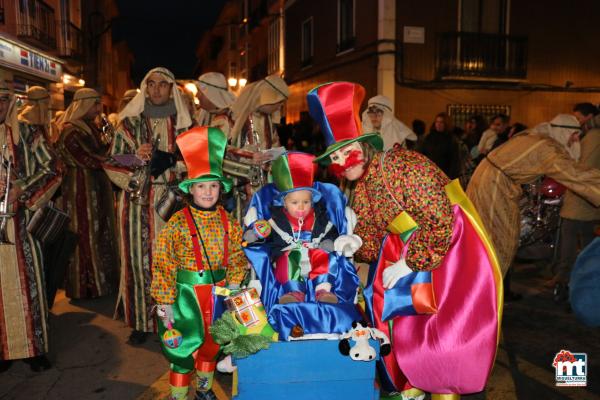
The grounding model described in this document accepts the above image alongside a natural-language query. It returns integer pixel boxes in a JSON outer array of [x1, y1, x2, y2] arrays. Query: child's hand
[[156, 304, 174, 327], [318, 239, 335, 252], [334, 234, 363, 257], [242, 229, 259, 244]]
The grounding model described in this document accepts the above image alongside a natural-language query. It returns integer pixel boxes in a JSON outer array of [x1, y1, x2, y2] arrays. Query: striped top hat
[[271, 152, 322, 202], [176, 126, 233, 193], [308, 81, 383, 165]]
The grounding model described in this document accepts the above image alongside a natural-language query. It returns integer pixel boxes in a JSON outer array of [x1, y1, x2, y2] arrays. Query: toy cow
[[339, 321, 391, 361]]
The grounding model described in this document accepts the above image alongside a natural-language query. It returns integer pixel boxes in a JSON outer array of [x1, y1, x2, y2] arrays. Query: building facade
[[284, 0, 600, 128], [0, 0, 132, 112], [195, 0, 284, 95]]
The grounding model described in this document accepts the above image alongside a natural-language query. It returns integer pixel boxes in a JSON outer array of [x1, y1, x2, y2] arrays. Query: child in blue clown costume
[[244, 152, 344, 304], [243, 153, 363, 338]]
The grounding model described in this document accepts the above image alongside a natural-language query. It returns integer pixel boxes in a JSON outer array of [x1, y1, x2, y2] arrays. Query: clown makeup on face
[[283, 190, 313, 219], [329, 141, 366, 181], [146, 72, 173, 106], [189, 180, 221, 209]]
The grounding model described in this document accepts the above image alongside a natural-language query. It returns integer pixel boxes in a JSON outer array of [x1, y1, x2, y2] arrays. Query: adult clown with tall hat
[[309, 81, 503, 399], [152, 126, 247, 400]]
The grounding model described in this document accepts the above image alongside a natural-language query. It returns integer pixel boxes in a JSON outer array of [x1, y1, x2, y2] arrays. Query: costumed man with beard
[[467, 114, 600, 296], [196, 72, 236, 138], [57, 88, 118, 300], [309, 82, 502, 400], [104, 67, 192, 344], [0, 82, 62, 372], [361, 95, 417, 150]]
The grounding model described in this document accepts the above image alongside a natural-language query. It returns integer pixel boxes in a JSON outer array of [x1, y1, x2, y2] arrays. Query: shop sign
[[0, 37, 63, 81]]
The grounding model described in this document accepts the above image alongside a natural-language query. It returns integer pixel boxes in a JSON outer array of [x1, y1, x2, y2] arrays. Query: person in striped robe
[[0, 84, 62, 372], [104, 67, 192, 345], [57, 88, 119, 300]]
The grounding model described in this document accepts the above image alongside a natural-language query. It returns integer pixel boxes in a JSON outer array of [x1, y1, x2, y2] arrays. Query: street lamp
[[228, 77, 238, 88], [239, 78, 247, 88]]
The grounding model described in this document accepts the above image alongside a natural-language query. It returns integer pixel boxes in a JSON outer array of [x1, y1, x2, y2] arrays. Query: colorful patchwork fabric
[[151, 205, 247, 304], [353, 148, 453, 271]]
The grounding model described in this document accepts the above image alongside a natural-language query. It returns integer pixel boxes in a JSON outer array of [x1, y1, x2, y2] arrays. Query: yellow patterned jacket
[[151, 205, 247, 304]]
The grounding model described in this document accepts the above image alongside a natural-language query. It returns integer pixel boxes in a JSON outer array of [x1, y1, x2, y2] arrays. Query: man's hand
[[8, 186, 23, 204], [382, 258, 413, 289], [136, 143, 153, 162]]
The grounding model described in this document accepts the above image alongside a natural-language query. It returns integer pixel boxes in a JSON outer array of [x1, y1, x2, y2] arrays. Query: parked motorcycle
[[516, 177, 565, 262]]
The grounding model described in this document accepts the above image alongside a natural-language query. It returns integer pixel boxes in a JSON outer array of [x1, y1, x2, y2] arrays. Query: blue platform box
[[233, 339, 380, 400]]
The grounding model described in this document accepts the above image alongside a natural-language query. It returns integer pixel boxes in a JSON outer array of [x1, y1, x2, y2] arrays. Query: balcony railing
[[57, 21, 83, 59], [16, 0, 56, 49], [436, 32, 527, 80]]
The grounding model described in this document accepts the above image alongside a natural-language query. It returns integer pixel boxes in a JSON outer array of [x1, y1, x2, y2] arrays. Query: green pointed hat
[[176, 126, 233, 193]]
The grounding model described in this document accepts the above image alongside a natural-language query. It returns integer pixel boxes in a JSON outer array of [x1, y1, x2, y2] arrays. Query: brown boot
[[316, 289, 338, 304], [279, 291, 305, 304]]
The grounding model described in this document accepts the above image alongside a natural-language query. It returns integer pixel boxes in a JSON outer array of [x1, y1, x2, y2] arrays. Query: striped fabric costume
[[58, 115, 118, 299], [0, 116, 61, 361], [105, 113, 184, 332], [104, 67, 191, 333]]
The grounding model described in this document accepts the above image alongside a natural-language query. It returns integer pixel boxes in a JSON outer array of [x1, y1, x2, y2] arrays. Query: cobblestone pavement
[[1, 261, 598, 400]]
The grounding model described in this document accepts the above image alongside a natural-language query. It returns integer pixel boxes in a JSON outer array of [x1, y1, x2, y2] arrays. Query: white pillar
[[377, 0, 396, 109]]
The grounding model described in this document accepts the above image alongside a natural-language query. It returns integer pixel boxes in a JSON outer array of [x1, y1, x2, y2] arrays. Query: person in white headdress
[[0, 83, 62, 372], [196, 72, 237, 138], [104, 67, 191, 344], [230, 74, 289, 151], [467, 114, 600, 288], [227, 74, 289, 220], [56, 88, 119, 302], [361, 95, 417, 150]]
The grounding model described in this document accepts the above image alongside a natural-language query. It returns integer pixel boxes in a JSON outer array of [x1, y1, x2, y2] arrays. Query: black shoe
[[0, 360, 13, 373], [504, 291, 523, 303], [23, 355, 52, 372], [553, 283, 569, 304], [127, 330, 148, 345], [194, 389, 217, 400]]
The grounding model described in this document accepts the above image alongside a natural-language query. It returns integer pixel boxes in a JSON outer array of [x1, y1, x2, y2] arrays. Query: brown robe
[[466, 131, 600, 276]]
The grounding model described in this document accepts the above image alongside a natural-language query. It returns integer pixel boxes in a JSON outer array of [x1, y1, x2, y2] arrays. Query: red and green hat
[[176, 126, 233, 193], [308, 81, 383, 165], [272, 152, 321, 202]]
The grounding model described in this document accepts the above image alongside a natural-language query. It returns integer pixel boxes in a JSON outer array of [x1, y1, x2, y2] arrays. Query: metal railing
[[436, 31, 527, 80], [57, 21, 83, 59], [16, 0, 56, 49]]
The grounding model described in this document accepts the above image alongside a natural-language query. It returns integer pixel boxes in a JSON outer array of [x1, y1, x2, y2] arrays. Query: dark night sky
[[113, 0, 226, 85]]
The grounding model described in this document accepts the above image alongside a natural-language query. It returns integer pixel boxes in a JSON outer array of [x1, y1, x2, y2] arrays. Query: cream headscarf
[[197, 72, 236, 110], [18, 86, 51, 126], [58, 88, 101, 130], [0, 81, 20, 144], [230, 74, 289, 143], [361, 95, 417, 150], [118, 67, 192, 130], [118, 89, 138, 113], [535, 113, 582, 161]]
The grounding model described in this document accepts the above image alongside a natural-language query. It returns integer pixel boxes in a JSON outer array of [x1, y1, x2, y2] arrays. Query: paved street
[[1, 261, 599, 400]]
